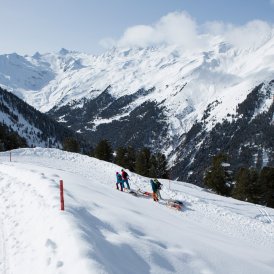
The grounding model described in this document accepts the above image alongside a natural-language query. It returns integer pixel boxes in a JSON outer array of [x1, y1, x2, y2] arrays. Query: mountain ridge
[[0, 40, 273, 182]]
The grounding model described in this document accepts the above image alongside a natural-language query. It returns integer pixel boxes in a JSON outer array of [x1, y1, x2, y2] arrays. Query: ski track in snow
[[131, 177, 274, 249], [0, 212, 8, 274], [0, 168, 57, 273], [0, 148, 274, 274], [167, 185, 274, 247], [0, 158, 86, 273], [256, 205, 273, 224], [0, 174, 11, 274]]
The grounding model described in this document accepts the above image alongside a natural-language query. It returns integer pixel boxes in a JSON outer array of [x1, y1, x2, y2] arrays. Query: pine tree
[[248, 168, 261, 203], [63, 137, 80, 153], [204, 153, 232, 196], [238, 145, 253, 168], [259, 167, 274, 208], [155, 152, 169, 179], [94, 139, 113, 162], [233, 167, 248, 201], [0, 123, 27, 150], [114, 146, 136, 171], [135, 148, 151, 176], [87, 147, 94, 157], [256, 149, 263, 170], [148, 155, 157, 177], [124, 146, 136, 171], [233, 167, 259, 203], [114, 146, 127, 167]]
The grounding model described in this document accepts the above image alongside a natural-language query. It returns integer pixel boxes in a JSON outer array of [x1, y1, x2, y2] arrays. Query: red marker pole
[[60, 180, 64, 211]]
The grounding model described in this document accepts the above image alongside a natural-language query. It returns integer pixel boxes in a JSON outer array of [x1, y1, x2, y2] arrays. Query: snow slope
[[0, 148, 273, 274]]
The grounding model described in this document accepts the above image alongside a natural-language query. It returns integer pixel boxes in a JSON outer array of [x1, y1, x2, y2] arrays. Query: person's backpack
[[155, 180, 162, 190], [124, 171, 128, 178], [117, 174, 122, 181]]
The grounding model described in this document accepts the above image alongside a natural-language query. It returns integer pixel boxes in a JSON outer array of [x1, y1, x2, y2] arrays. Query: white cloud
[[204, 20, 273, 49], [224, 20, 273, 49], [202, 21, 233, 36], [119, 25, 155, 48], [102, 11, 274, 51], [107, 11, 207, 51]]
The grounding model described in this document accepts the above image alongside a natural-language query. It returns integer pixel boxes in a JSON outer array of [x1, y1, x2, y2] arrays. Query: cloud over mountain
[[205, 19, 273, 49], [101, 11, 274, 51]]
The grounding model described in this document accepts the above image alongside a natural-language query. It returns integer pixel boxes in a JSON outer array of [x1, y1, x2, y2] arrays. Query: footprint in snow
[[45, 239, 57, 251]]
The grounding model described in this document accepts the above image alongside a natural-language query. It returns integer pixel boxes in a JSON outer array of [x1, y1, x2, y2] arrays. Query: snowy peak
[[1, 40, 274, 114], [58, 48, 70, 55], [0, 53, 54, 95]]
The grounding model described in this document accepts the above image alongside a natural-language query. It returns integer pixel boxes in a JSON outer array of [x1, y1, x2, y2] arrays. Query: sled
[[128, 189, 152, 198], [127, 189, 139, 196], [137, 190, 152, 197], [166, 199, 183, 211]]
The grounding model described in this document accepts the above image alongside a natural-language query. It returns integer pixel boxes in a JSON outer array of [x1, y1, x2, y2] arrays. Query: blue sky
[[1, 0, 274, 55]]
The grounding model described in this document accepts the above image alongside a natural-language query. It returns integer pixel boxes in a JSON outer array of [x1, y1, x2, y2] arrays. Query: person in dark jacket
[[150, 179, 159, 201], [154, 178, 162, 200], [116, 172, 124, 191], [121, 169, 130, 189]]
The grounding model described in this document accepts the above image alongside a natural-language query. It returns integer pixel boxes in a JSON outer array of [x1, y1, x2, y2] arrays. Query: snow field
[[0, 148, 274, 274]]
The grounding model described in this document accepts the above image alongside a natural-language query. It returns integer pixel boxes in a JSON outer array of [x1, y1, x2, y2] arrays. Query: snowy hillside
[[0, 148, 274, 274], [0, 87, 81, 148]]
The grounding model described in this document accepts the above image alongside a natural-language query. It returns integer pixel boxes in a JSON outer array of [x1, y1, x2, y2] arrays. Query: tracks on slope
[[0, 219, 8, 274], [256, 205, 273, 224], [0, 178, 9, 274]]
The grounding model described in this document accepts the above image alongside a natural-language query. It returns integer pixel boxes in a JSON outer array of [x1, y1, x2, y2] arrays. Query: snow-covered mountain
[[0, 38, 274, 182], [0, 148, 274, 274]]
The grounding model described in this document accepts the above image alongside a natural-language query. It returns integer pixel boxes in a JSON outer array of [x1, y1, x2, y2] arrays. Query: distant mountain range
[[0, 39, 273, 183]]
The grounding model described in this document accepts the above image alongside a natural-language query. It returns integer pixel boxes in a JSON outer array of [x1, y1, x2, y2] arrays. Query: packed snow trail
[[0, 148, 274, 274]]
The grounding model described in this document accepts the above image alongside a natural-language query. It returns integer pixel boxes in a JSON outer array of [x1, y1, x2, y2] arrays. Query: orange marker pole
[[60, 180, 64, 210]]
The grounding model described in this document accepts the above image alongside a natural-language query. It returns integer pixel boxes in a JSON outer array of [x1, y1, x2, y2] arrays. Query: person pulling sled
[[154, 178, 162, 200], [150, 178, 162, 202]]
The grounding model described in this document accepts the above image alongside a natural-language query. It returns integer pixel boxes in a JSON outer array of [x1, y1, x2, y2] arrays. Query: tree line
[[204, 153, 274, 208], [0, 123, 27, 151], [63, 138, 169, 179]]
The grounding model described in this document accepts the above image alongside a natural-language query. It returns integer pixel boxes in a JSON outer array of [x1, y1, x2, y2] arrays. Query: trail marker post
[[60, 180, 65, 211], [10, 151, 11, 162]]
